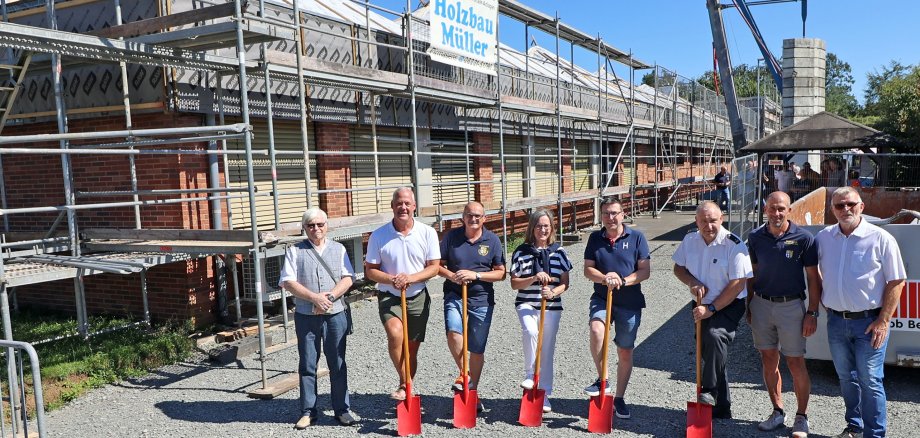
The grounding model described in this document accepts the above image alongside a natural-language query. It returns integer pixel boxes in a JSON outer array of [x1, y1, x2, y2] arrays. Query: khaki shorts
[[378, 288, 431, 342], [749, 294, 807, 356]]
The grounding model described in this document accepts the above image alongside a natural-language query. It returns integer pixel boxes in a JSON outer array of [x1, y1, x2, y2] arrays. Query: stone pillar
[[471, 132, 493, 202], [414, 128, 434, 208], [315, 122, 352, 217], [782, 38, 826, 127]]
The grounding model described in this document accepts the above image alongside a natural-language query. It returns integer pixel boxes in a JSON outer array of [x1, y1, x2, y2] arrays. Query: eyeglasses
[[833, 201, 860, 210], [464, 213, 483, 219], [602, 211, 623, 217], [305, 223, 326, 229]]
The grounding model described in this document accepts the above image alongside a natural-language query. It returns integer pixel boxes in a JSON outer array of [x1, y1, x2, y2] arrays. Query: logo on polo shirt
[[786, 250, 794, 259], [622, 242, 629, 250], [784, 240, 798, 246], [478, 244, 489, 256]]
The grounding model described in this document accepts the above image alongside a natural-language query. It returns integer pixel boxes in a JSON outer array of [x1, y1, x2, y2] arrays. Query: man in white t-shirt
[[365, 187, 441, 401]]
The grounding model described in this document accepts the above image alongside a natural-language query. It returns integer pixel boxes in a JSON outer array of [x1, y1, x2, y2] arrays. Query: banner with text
[[891, 280, 919, 331], [428, 0, 498, 76]]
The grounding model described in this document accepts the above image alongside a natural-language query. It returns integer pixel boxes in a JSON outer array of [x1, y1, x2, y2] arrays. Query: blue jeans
[[715, 188, 730, 210], [588, 297, 642, 349], [295, 310, 350, 417], [827, 312, 888, 437], [444, 298, 494, 354]]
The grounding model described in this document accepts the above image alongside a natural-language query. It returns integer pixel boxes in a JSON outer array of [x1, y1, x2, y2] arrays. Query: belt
[[827, 308, 882, 320], [755, 292, 804, 303]]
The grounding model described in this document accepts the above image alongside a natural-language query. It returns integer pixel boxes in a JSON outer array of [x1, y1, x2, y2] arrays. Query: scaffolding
[[0, 0, 776, 400]]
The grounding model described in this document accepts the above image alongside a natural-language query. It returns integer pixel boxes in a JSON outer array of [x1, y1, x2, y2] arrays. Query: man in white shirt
[[365, 187, 441, 402], [673, 201, 753, 419], [816, 187, 906, 438]]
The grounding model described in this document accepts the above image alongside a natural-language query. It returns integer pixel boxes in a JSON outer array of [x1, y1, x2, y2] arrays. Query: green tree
[[825, 53, 859, 117], [695, 63, 773, 99], [863, 60, 910, 113], [873, 65, 920, 152]]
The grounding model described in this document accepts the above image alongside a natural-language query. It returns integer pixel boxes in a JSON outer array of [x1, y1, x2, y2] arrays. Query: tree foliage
[[825, 53, 859, 117], [869, 65, 920, 153]]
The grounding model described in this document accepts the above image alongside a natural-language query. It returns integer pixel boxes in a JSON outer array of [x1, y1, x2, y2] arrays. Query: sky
[[374, 0, 920, 104]]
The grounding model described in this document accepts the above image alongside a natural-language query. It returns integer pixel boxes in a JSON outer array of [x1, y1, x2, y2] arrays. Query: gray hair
[[696, 200, 721, 215], [301, 207, 327, 225], [831, 186, 861, 201], [391, 187, 416, 204]]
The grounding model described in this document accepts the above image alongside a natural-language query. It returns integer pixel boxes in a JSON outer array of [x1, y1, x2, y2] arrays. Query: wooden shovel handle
[[532, 289, 548, 388], [695, 291, 703, 395], [462, 282, 469, 380], [401, 286, 412, 394], [600, 284, 613, 383]]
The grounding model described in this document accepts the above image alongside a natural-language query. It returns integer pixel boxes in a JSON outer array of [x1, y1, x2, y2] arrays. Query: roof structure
[[739, 111, 896, 153]]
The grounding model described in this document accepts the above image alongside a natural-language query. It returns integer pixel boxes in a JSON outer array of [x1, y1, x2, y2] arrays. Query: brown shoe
[[294, 415, 316, 429], [390, 384, 407, 401]]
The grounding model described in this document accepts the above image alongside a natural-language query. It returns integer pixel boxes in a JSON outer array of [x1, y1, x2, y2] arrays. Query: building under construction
[[0, 0, 782, 334]]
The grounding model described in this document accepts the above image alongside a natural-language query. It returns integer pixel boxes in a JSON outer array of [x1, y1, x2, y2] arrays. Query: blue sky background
[[377, 0, 919, 104]]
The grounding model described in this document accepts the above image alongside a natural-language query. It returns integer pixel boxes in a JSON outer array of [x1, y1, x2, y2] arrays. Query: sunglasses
[[305, 223, 326, 229], [833, 201, 860, 210]]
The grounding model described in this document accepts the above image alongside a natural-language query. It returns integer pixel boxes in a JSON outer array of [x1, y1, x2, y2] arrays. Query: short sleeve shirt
[[747, 221, 818, 297], [365, 219, 441, 298], [439, 227, 506, 306], [510, 245, 572, 311], [583, 227, 651, 309], [672, 226, 753, 305], [816, 219, 906, 312], [714, 172, 729, 190]]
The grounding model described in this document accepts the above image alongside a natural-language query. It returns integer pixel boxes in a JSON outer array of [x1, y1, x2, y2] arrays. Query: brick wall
[[4, 112, 222, 327], [315, 122, 352, 217], [471, 132, 494, 201]]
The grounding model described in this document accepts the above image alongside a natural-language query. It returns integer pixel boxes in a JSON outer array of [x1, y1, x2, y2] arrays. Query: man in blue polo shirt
[[713, 166, 730, 211], [583, 196, 651, 419], [438, 201, 506, 402], [746, 192, 821, 437]]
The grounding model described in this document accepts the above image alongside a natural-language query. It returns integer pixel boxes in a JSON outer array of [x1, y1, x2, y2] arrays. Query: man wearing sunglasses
[[815, 187, 906, 438], [280, 208, 358, 429]]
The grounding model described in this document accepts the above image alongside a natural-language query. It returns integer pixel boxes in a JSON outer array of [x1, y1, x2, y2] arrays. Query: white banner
[[427, 0, 498, 76]]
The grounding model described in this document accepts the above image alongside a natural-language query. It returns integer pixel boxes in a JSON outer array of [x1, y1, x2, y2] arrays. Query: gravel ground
[[43, 235, 920, 437]]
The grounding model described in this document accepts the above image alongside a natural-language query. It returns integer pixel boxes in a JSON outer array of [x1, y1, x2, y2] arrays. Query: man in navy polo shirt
[[713, 165, 730, 211], [583, 196, 651, 419], [746, 192, 821, 437], [438, 201, 506, 401]]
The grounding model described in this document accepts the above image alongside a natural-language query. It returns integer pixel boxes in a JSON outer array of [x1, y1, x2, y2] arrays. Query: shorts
[[377, 288, 431, 342], [444, 298, 494, 354], [749, 294, 806, 356], [589, 297, 642, 349]]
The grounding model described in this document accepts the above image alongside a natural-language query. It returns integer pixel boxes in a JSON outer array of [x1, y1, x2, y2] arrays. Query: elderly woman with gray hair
[[279, 207, 358, 429]]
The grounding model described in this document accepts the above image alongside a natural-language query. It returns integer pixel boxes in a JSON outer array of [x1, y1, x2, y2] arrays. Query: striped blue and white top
[[510, 244, 573, 311]]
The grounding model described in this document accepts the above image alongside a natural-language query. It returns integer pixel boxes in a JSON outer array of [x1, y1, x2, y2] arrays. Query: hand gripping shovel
[[518, 295, 548, 427], [453, 282, 478, 428], [396, 286, 422, 436], [587, 284, 615, 434], [686, 291, 712, 438]]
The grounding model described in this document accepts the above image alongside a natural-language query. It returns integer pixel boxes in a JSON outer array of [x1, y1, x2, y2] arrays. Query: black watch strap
[[806, 309, 819, 317], [707, 303, 717, 313]]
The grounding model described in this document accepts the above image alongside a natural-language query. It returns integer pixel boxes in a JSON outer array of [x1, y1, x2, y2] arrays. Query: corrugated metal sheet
[[493, 134, 524, 201], [349, 125, 412, 214], [430, 129, 473, 206]]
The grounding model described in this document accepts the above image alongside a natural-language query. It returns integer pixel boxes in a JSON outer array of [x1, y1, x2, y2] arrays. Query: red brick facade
[[315, 122, 353, 217], [471, 132, 494, 201]]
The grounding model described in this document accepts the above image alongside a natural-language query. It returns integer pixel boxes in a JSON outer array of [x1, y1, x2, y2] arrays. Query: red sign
[[892, 280, 920, 331]]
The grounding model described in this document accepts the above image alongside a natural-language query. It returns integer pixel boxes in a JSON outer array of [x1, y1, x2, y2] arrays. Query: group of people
[[280, 186, 905, 438]]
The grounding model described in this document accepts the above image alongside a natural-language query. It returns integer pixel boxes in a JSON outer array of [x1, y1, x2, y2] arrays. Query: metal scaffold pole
[[406, 0, 420, 194], [495, 17, 508, 253], [554, 13, 563, 242]]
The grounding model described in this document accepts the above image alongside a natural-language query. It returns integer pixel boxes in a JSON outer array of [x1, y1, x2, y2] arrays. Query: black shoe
[[335, 411, 360, 426], [713, 407, 732, 419]]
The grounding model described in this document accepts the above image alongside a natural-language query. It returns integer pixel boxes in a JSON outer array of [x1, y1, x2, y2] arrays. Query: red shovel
[[518, 295, 547, 427], [686, 291, 712, 438], [587, 284, 615, 434], [453, 282, 478, 428], [397, 286, 422, 436]]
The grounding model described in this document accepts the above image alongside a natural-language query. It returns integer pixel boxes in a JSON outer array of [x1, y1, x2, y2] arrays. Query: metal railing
[[0, 340, 46, 438]]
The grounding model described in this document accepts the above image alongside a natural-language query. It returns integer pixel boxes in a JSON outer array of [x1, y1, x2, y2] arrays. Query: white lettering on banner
[[890, 280, 919, 332], [429, 0, 498, 75]]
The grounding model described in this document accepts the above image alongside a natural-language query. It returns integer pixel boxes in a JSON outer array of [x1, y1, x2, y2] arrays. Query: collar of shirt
[[756, 220, 799, 240], [389, 219, 416, 236], [460, 226, 485, 244], [604, 226, 631, 246], [700, 226, 730, 246], [831, 217, 868, 238]]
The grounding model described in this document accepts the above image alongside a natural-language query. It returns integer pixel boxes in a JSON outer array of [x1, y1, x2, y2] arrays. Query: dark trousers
[[699, 298, 745, 413], [295, 310, 350, 417]]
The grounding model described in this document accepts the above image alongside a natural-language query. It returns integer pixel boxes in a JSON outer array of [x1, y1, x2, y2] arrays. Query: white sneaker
[[542, 397, 552, 413], [757, 409, 786, 431], [791, 414, 809, 437], [520, 378, 535, 390]]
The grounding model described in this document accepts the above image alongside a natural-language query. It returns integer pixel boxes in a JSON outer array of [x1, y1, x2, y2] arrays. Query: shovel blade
[[396, 395, 422, 436], [587, 394, 614, 434], [452, 389, 478, 429], [518, 388, 545, 427], [686, 402, 712, 438]]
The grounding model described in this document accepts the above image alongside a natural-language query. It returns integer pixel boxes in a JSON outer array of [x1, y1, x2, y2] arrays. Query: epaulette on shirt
[[727, 233, 742, 244], [687, 228, 698, 234]]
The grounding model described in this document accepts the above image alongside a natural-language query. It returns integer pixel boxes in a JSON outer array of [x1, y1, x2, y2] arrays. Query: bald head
[[766, 191, 791, 206]]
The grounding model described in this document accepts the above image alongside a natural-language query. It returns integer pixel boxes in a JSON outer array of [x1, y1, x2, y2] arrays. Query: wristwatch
[[806, 309, 819, 317], [475, 272, 482, 281], [706, 303, 717, 314]]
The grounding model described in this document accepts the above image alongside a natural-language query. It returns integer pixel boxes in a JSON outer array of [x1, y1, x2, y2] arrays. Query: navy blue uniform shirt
[[747, 221, 818, 297], [439, 227, 506, 306], [584, 227, 651, 310]]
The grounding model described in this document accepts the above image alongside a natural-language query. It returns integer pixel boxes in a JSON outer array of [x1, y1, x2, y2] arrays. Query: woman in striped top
[[509, 210, 573, 413]]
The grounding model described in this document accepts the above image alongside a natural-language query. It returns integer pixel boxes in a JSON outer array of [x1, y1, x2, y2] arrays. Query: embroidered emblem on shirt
[[786, 250, 794, 259], [784, 240, 798, 246], [622, 242, 629, 250], [478, 244, 489, 256]]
